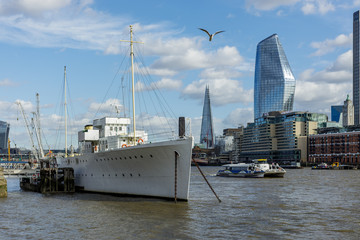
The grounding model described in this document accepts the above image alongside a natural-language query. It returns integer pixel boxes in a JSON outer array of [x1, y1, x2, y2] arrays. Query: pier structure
[[0, 167, 7, 197], [20, 158, 75, 193]]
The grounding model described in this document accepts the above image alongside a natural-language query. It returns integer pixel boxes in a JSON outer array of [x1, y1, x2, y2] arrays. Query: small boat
[[311, 163, 330, 170], [216, 163, 264, 178], [253, 159, 286, 177]]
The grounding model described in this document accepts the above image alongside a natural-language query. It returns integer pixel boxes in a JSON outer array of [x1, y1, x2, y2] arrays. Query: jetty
[[20, 158, 75, 193], [0, 167, 7, 197]]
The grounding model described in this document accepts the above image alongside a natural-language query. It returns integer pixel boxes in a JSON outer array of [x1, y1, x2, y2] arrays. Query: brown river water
[[1, 167, 360, 239]]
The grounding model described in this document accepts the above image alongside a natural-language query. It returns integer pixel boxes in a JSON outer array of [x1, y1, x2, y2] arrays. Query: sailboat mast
[[36, 93, 44, 158], [64, 66, 67, 157], [130, 25, 136, 145]]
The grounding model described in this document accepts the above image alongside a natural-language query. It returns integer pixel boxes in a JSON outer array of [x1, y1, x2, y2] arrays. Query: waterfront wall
[[0, 167, 7, 197]]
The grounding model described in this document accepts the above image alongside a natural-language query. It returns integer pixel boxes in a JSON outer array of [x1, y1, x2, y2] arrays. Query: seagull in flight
[[198, 28, 225, 41]]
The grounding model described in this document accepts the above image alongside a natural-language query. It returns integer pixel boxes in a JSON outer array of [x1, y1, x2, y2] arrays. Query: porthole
[[102, 174, 104, 177], [124, 157, 127, 160], [140, 155, 143, 158], [129, 156, 132, 159], [138, 174, 141, 177], [130, 173, 133, 177], [150, 154, 153, 158], [135, 156, 137, 159], [115, 174, 117, 177], [122, 174, 125, 177]]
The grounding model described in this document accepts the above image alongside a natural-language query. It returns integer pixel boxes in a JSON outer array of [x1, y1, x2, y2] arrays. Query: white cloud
[[223, 108, 254, 126], [294, 50, 352, 113], [200, 67, 242, 79], [245, 0, 299, 11], [0, 0, 73, 16], [151, 45, 244, 74], [311, 33, 352, 56], [0, 78, 16, 86], [301, 3, 316, 14], [150, 78, 182, 90], [182, 77, 253, 106], [135, 78, 182, 91], [301, 0, 335, 15], [245, 0, 335, 15], [0, 0, 131, 51], [89, 98, 124, 116]]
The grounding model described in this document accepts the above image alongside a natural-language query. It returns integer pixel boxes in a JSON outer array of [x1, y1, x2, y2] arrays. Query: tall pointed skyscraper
[[254, 34, 296, 119], [353, 10, 360, 125], [200, 86, 214, 149]]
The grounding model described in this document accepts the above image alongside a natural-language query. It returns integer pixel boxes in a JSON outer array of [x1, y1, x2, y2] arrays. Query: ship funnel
[[179, 117, 185, 138]]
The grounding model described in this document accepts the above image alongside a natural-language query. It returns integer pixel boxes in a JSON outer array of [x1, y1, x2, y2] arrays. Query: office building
[[200, 86, 214, 149], [331, 105, 343, 122], [254, 34, 296, 119], [353, 10, 360, 124], [0, 121, 10, 151], [342, 95, 354, 126], [239, 111, 327, 167]]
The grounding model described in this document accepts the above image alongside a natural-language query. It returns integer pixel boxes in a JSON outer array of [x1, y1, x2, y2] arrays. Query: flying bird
[[198, 28, 225, 41]]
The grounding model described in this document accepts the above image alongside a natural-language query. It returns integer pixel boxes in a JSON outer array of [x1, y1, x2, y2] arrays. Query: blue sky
[[0, 0, 358, 149]]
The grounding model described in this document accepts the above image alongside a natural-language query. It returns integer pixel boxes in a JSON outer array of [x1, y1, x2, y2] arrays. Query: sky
[[0, 0, 358, 150]]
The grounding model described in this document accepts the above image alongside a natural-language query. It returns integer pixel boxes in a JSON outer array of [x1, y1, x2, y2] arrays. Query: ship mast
[[120, 25, 143, 145], [35, 93, 44, 158]]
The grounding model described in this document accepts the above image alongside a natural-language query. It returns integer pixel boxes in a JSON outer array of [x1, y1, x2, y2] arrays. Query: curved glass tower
[[254, 34, 296, 119], [200, 86, 214, 148]]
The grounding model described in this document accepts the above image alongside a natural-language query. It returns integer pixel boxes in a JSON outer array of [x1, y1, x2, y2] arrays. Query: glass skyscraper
[[0, 120, 10, 150], [353, 10, 360, 125], [200, 86, 214, 148], [331, 105, 343, 122], [254, 34, 296, 119]]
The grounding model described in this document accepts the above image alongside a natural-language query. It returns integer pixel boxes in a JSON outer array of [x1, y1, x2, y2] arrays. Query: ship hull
[[57, 137, 192, 200]]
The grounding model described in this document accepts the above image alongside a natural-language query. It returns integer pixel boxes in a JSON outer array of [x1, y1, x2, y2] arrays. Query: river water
[[1, 167, 359, 240]]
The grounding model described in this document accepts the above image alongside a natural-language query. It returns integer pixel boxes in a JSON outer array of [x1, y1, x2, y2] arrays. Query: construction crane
[[32, 112, 44, 159], [16, 101, 40, 162]]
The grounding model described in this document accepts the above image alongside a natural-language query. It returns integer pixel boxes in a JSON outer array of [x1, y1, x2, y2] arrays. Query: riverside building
[[239, 111, 327, 167], [254, 34, 296, 120], [309, 126, 360, 166]]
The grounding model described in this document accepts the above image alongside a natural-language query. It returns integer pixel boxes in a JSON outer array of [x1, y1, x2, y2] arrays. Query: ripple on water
[[2, 169, 360, 239]]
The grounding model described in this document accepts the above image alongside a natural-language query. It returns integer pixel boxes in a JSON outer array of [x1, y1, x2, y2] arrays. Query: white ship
[[57, 26, 193, 200]]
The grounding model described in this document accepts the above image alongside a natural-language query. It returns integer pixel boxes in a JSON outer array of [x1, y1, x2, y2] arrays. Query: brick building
[[308, 131, 360, 166]]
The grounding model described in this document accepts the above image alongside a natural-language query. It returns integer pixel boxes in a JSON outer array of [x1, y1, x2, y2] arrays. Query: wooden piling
[[40, 167, 75, 193], [0, 167, 7, 198]]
